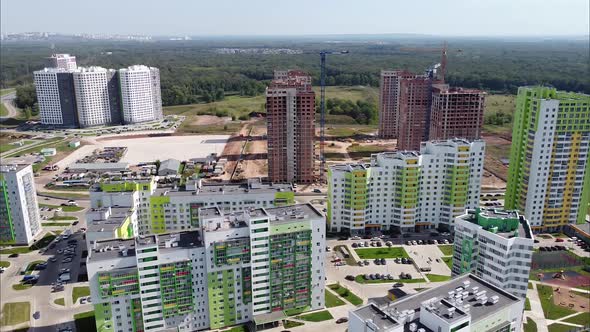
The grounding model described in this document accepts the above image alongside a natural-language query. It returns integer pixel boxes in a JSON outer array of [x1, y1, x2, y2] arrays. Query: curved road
[[0, 91, 18, 121]]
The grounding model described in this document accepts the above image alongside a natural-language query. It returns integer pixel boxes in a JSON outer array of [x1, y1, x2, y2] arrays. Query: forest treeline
[[2, 39, 588, 109]]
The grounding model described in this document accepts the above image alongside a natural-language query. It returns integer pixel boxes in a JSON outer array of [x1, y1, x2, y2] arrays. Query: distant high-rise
[[34, 68, 79, 127], [429, 86, 486, 140], [378, 70, 418, 139], [0, 164, 42, 245], [47, 53, 77, 71], [505, 86, 590, 231], [397, 76, 432, 150], [72, 67, 118, 127], [266, 70, 315, 183], [119, 65, 163, 124]]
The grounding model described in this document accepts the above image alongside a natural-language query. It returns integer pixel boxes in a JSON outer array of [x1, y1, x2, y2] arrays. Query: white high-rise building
[[48, 53, 77, 71], [0, 164, 42, 245], [73, 67, 118, 127], [34, 68, 79, 127], [119, 65, 163, 124], [328, 139, 484, 235], [452, 208, 534, 298]]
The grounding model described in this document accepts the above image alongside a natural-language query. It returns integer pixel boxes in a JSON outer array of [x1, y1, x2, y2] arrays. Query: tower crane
[[398, 41, 457, 83], [319, 50, 348, 183]]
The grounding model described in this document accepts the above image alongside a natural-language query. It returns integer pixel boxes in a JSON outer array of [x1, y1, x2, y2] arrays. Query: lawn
[[72, 286, 90, 304], [12, 283, 32, 291], [39, 203, 84, 212], [74, 311, 96, 332], [442, 256, 453, 269], [0, 103, 8, 117], [283, 320, 304, 329], [426, 274, 451, 282], [54, 298, 65, 306], [328, 283, 363, 305], [355, 275, 426, 284], [537, 284, 577, 319], [523, 317, 537, 332], [0, 302, 30, 326], [528, 282, 533, 289], [37, 191, 90, 200], [437, 245, 454, 256], [0, 261, 10, 268], [296, 310, 334, 322], [0, 234, 56, 254], [548, 323, 581, 332], [551, 233, 568, 238], [347, 143, 394, 158], [48, 216, 78, 221], [564, 312, 590, 326], [525, 298, 531, 310], [326, 125, 377, 137], [325, 289, 346, 308], [284, 307, 308, 317], [355, 247, 409, 259], [0, 88, 15, 97], [226, 325, 247, 332], [482, 94, 516, 137], [42, 222, 72, 227]]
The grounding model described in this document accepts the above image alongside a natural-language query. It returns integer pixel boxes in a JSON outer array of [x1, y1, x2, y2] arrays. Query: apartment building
[[378, 70, 418, 139], [119, 65, 163, 124], [34, 68, 79, 127], [349, 274, 524, 332], [0, 164, 42, 245], [328, 139, 484, 235], [87, 204, 325, 332], [452, 208, 534, 298], [47, 53, 77, 71], [429, 86, 486, 140], [397, 77, 433, 150], [90, 177, 295, 236], [72, 66, 120, 127], [266, 70, 315, 183], [505, 86, 590, 231]]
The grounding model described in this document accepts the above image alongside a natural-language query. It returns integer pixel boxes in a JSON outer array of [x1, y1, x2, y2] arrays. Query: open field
[[39, 203, 84, 212], [98, 135, 229, 164], [355, 247, 409, 259], [0, 103, 8, 116], [0, 302, 30, 327], [537, 284, 577, 320], [72, 286, 90, 304], [437, 245, 454, 256], [326, 125, 378, 137], [483, 94, 516, 138]]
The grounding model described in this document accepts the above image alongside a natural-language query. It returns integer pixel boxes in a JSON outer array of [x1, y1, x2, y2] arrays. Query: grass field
[[1, 88, 15, 97], [483, 94, 516, 137], [37, 191, 90, 200], [564, 312, 590, 326], [442, 257, 453, 269], [12, 283, 32, 291], [283, 320, 304, 329], [54, 298, 65, 306], [328, 283, 363, 306], [537, 284, 577, 320], [437, 245, 454, 256], [296, 310, 334, 322], [0, 302, 30, 326], [523, 318, 537, 332], [0, 261, 10, 268], [325, 289, 346, 308], [426, 274, 451, 282], [355, 247, 409, 259], [226, 325, 248, 332], [72, 286, 90, 304], [0, 234, 56, 254], [525, 298, 531, 310], [39, 204, 84, 212], [355, 275, 426, 284], [42, 222, 72, 227], [48, 216, 77, 221], [326, 125, 377, 137], [347, 143, 393, 158], [548, 323, 581, 332]]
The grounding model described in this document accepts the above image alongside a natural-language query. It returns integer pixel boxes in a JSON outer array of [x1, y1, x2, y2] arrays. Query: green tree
[[15, 84, 37, 109]]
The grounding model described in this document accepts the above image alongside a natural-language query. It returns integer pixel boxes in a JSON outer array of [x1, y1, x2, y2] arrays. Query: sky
[[1, 0, 589, 37]]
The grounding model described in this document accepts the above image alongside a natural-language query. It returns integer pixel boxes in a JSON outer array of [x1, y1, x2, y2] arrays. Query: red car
[[555, 238, 564, 243]]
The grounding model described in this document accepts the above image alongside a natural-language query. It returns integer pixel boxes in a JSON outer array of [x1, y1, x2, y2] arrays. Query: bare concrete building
[[430, 86, 486, 141], [397, 76, 433, 151], [266, 70, 315, 183], [378, 70, 418, 139]]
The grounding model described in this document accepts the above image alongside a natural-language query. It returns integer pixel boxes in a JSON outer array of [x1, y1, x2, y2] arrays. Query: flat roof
[[87, 207, 133, 233], [330, 164, 368, 172], [461, 208, 532, 240], [266, 204, 323, 223], [154, 181, 293, 197], [352, 274, 521, 331], [69, 162, 129, 170], [0, 164, 29, 172]]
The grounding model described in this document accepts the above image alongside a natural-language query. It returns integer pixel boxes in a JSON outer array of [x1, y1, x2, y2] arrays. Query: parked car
[[363, 260, 369, 266], [345, 275, 355, 281], [555, 238, 564, 243], [336, 318, 349, 324], [393, 282, 404, 288], [380, 258, 386, 265], [8, 253, 19, 258]]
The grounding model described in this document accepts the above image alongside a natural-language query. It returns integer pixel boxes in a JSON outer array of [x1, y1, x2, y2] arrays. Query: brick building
[[378, 70, 418, 139], [430, 86, 486, 140], [397, 76, 433, 151], [266, 70, 315, 183]]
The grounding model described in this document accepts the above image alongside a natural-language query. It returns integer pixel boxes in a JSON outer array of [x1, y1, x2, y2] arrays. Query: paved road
[[0, 91, 18, 121], [0, 197, 91, 331]]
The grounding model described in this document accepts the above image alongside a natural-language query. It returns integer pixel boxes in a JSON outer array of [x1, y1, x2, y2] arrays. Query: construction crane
[[319, 50, 349, 183], [398, 41, 457, 83]]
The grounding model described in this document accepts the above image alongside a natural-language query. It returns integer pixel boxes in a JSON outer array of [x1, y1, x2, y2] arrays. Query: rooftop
[[460, 208, 532, 239], [86, 207, 133, 234], [266, 204, 323, 223], [153, 181, 293, 197], [0, 163, 30, 173], [352, 274, 521, 331], [330, 163, 368, 172]]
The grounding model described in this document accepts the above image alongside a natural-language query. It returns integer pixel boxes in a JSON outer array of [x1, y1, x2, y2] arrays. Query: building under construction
[[266, 70, 315, 183], [430, 86, 486, 141]]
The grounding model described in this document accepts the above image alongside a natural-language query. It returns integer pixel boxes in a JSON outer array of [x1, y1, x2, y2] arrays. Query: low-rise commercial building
[[328, 139, 484, 235], [0, 164, 42, 245], [87, 204, 325, 332], [452, 208, 534, 298], [349, 274, 524, 332]]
